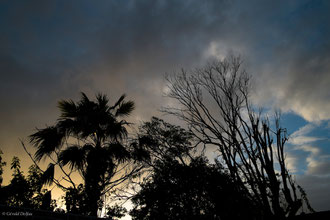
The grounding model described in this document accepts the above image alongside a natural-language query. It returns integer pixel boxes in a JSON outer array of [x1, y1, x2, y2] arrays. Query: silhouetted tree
[[7, 156, 32, 207], [0, 149, 5, 187], [29, 92, 136, 216], [130, 156, 258, 220], [129, 117, 259, 219], [5, 156, 31, 207], [0, 150, 6, 205], [106, 204, 127, 219], [127, 117, 196, 199], [64, 184, 84, 214], [1, 156, 53, 210], [131, 117, 195, 168], [164, 56, 311, 218], [27, 165, 54, 211]]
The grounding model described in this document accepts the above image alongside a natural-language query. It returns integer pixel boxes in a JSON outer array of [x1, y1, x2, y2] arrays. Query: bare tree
[[163, 56, 312, 219]]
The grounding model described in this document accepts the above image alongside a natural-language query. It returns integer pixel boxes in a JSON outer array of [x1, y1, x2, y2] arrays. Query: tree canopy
[[0, 156, 53, 210], [131, 156, 258, 220], [0, 150, 6, 187], [29, 92, 136, 216], [129, 117, 258, 219]]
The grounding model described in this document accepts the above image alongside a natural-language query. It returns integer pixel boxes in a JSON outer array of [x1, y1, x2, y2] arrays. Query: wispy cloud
[[289, 123, 324, 145], [290, 136, 323, 145], [285, 153, 299, 173], [288, 123, 330, 176], [287, 121, 330, 210]]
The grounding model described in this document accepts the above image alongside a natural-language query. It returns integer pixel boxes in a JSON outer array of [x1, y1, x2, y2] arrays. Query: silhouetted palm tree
[[30, 92, 134, 216]]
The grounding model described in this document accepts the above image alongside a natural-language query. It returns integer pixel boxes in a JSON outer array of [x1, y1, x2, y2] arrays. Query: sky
[[1, 0, 330, 214]]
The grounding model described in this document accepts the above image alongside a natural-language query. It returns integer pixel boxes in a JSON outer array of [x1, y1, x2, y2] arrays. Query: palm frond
[[80, 92, 90, 104], [110, 94, 126, 110], [96, 93, 109, 110], [30, 126, 64, 161], [57, 119, 76, 136], [58, 145, 86, 170], [104, 121, 128, 141], [58, 99, 77, 118], [41, 163, 54, 186], [130, 142, 151, 162], [115, 101, 135, 117], [106, 143, 130, 163], [82, 144, 94, 153]]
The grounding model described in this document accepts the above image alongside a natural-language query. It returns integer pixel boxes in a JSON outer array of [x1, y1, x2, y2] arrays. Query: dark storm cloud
[[245, 0, 330, 121], [0, 0, 230, 91], [2, 0, 330, 127], [1, 0, 237, 137], [0, 0, 230, 176]]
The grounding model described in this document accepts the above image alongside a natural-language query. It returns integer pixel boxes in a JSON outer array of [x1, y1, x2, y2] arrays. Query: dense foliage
[[0, 156, 53, 210], [0, 150, 6, 186], [131, 156, 258, 220]]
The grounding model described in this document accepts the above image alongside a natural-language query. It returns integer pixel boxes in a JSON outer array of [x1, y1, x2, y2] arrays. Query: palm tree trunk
[[84, 148, 103, 216]]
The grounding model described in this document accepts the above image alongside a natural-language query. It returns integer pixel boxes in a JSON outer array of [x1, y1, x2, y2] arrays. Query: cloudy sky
[[1, 0, 330, 213]]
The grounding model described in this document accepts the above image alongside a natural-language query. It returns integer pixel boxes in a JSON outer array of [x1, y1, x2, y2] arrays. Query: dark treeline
[[0, 57, 315, 219], [0, 155, 54, 211]]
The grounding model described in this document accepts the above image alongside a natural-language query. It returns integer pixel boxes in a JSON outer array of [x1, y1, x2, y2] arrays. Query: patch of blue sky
[[280, 111, 308, 135], [280, 112, 330, 176]]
